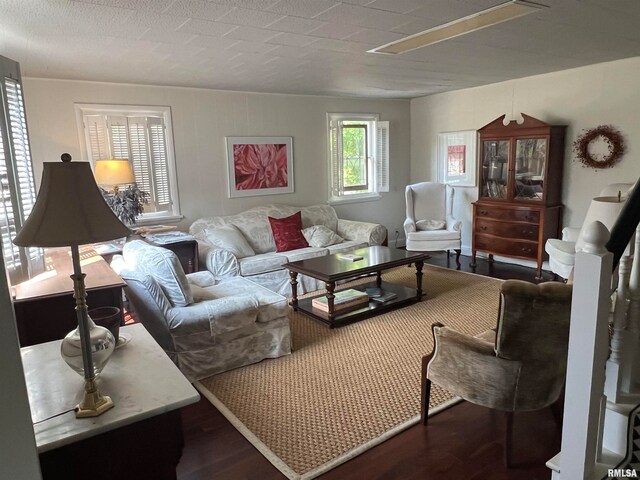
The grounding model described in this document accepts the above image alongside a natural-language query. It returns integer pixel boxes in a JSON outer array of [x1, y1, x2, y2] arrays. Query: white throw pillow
[[302, 225, 344, 248], [204, 224, 255, 258], [416, 219, 446, 231]]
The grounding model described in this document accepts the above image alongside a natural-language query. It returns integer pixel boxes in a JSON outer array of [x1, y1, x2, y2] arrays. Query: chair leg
[[421, 355, 432, 425], [504, 411, 514, 468], [454, 249, 461, 269]]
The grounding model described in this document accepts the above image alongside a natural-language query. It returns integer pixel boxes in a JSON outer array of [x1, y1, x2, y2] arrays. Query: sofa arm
[[198, 243, 240, 278], [403, 218, 416, 235], [427, 325, 521, 411], [337, 219, 387, 245], [446, 214, 462, 232]]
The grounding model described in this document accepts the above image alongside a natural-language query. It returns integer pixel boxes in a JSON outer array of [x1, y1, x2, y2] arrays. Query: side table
[[22, 323, 200, 480]]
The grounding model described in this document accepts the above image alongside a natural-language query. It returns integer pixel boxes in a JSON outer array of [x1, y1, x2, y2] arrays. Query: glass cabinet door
[[513, 138, 546, 201], [481, 140, 509, 199]]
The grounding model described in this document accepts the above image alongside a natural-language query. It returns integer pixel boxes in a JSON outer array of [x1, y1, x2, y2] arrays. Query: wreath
[[573, 125, 625, 169]]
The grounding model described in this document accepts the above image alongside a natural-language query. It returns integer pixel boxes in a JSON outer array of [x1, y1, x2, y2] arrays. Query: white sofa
[[189, 204, 387, 296], [114, 240, 291, 382]]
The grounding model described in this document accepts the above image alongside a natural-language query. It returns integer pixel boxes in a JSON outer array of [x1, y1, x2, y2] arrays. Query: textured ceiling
[[1, 0, 640, 98]]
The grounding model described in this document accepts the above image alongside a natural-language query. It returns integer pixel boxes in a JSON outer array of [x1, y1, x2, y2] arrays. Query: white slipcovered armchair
[[545, 183, 634, 279], [404, 182, 462, 268]]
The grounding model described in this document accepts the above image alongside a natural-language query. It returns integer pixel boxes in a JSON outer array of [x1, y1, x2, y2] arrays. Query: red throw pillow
[[268, 211, 309, 252]]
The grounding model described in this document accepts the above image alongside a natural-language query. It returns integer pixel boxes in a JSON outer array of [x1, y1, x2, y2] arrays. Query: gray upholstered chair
[[404, 182, 461, 268], [421, 280, 573, 466]]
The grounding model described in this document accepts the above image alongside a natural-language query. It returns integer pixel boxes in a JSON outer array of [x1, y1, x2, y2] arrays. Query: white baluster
[[628, 225, 640, 387]]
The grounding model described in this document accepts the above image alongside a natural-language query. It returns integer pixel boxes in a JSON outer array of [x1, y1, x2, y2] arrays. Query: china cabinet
[[471, 114, 566, 279]]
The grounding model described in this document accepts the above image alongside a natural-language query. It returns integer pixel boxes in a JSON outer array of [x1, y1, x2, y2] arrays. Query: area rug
[[195, 265, 501, 479]]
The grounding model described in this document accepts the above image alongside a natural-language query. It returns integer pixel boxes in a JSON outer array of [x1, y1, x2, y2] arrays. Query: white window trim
[[327, 112, 388, 205], [74, 103, 182, 224]]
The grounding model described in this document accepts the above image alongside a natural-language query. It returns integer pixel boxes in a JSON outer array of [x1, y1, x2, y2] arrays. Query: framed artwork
[[225, 136, 294, 198], [437, 130, 477, 187]]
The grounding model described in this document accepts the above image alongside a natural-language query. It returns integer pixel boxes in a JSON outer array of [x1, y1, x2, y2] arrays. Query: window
[[328, 113, 389, 203], [75, 104, 180, 223], [0, 55, 43, 285]]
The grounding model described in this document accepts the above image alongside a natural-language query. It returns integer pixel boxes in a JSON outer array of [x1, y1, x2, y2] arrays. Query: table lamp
[[575, 193, 627, 253], [94, 158, 135, 191], [13, 154, 130, 417]]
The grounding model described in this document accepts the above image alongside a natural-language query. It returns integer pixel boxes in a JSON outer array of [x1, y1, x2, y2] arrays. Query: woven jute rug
[[195, 265, 501, 479]]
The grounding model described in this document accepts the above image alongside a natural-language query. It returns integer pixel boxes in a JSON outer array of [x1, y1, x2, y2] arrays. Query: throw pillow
[[204, 224, 255, 258], [268, 211, 309, 252], [302, 225, 344, 248], [416, 219, 446, 231]]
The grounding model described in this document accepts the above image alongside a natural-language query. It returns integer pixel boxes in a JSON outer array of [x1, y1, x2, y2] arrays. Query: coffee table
[[283, 246, 430, 328]]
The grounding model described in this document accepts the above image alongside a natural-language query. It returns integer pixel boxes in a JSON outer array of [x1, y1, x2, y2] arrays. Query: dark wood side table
[[142, 237, 199, 273], [12, 247, 126, 347], [23, 324, 200, 480]]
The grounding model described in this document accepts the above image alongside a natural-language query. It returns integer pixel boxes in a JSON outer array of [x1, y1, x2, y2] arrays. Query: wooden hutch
[[471, 114, 566, 279]]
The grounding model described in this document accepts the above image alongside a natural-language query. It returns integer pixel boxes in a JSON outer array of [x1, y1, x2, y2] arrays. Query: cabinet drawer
[[475, 205, 540, 223], [475, 219, 539, 241], [474, 235, 538, 260]]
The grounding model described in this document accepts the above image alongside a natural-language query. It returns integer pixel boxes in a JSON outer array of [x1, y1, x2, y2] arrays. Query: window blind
[[329, 118, 344, 199], [375, 121, 389, 193]]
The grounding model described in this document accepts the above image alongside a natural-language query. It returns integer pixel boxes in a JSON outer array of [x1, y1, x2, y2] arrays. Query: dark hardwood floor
[[176, 253, 560, 480]]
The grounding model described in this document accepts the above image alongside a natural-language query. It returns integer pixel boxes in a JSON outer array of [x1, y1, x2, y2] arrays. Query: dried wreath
[[573, 125, 625, 169]]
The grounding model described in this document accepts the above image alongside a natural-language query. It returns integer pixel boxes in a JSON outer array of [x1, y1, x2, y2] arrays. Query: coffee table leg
[[415, 260, 424, 300], [326, 281, 336, 320], [289, 271, 299, 309], [376, 271, 382, 288]]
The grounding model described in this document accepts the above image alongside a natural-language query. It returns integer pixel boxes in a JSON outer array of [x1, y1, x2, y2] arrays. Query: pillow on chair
[[416, 219, 446, 231], [123, 240, 193, 307]]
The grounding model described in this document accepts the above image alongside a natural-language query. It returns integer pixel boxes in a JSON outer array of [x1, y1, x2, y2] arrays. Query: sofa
[[189, 204, 387, 296], [113, 239, 291, 382]]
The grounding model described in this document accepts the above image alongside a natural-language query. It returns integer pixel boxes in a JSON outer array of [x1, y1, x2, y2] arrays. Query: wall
[[411, 56, 640, 255], [23, 79, 411, 237]]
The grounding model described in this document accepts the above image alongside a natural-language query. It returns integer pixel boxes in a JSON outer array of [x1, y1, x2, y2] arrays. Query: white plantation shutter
[[0, 56, 42, 284], [148, 117, 170, 208], [85, 115, 109, 161], [375, 121, 389, 193], [329, 118, 344, 199], [126, 117, 152, 194], [108, 116, 129, 160]]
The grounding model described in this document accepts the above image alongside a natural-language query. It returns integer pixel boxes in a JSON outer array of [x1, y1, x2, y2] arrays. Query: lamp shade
[[575, 196, 627, 252], [94, 158, 135, 186], [13, 158, 131, 247]]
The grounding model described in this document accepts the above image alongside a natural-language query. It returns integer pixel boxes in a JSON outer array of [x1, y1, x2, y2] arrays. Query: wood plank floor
[[176, 253, 560, 480]]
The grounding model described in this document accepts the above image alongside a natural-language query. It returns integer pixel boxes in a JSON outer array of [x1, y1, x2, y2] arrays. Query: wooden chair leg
[[504, 411, 514, 468], [421, 355, 432, 425], [454, 249, 461, 269]]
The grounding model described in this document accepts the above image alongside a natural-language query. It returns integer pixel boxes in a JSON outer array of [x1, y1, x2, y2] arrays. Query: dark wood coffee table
[[283, 246, 430, 328]]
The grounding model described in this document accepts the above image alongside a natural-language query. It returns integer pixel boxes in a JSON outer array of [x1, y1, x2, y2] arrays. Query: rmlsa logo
[[608, 469, 638, 478]]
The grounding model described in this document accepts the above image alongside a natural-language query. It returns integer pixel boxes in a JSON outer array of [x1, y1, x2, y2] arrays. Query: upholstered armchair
[[422, 280, 573, 466], [404, 182, 461, 268], [545, 183, 634, 279], [113, 240, 291, 382]]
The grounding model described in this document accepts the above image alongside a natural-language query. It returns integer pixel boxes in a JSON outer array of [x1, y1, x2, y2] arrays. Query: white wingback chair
[[404, 182, 462, 268], [545, 183, 634, 279]]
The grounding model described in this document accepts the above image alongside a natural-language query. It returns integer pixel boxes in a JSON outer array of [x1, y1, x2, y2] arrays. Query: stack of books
[[312, 289, 369, 312]]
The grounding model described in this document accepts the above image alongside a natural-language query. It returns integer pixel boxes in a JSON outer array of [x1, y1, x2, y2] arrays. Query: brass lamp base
[[76, 379, 114, 418]]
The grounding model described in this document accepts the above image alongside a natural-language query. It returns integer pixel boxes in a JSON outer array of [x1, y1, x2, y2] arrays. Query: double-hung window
[[0, 55, 42, 285], [327, 113, 389, 203], [75, 104, 180, 224]]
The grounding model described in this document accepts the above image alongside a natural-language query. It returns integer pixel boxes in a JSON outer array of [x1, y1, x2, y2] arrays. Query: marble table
[[22, 323, 200, 479]]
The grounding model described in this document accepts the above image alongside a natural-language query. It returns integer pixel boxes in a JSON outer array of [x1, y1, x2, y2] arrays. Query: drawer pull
[[481, 226, 487, 230], [521, 247, 534, 254], [522, 229, 533, 235], [480, 210, 488, 215], [525, 215, 535, 222]]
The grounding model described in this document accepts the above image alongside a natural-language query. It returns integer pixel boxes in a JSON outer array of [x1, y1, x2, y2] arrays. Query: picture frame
[[437, 130, 477, 187], [225, 136, 294, 198]]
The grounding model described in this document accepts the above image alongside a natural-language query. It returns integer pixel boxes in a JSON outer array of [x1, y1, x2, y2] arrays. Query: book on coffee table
[[311, 288, 369, 312], [370, 291, 398, 303]]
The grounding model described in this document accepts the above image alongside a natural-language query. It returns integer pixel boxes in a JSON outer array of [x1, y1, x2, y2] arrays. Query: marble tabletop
[[21, 323, 200, 453]]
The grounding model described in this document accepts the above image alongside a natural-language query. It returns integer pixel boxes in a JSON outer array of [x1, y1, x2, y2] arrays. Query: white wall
[[411, 56, 640, 254], [23, 79, 411, 237]]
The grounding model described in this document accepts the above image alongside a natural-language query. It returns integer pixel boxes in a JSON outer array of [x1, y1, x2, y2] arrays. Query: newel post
[[559, 221, 613, 479]]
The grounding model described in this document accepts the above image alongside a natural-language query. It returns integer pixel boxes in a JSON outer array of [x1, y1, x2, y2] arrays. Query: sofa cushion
[[122, 240, 193, 307], [302, 225, 343, 248], [238, 252, 288, 276], [407, 230, 461, 242], [284, 246, 328, 263], [268, 211, 309, 252], [204, 224, 255, 258]]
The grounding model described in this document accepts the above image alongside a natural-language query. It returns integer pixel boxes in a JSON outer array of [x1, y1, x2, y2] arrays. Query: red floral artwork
[[233, 143, 288, 190]]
